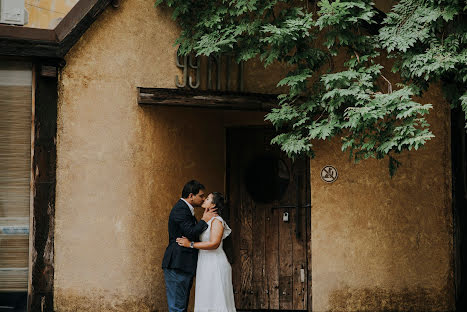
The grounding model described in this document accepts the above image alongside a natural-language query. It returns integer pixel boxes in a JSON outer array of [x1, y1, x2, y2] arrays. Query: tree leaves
[[155, 0, 466, 175], [380, 0, 466, 128]]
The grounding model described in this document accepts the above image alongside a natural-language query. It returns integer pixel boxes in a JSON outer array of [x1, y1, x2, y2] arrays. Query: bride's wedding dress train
[[194, 216, 236, 312]]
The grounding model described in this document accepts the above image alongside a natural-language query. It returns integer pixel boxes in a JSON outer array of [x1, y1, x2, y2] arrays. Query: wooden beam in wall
[[29, 62, 58, 312], [138, 88, 278, 111]]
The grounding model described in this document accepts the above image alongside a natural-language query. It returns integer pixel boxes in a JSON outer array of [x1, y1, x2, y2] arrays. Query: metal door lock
[[283, 211, 289, 222]]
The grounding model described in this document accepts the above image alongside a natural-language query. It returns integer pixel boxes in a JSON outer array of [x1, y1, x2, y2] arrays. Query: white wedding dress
[[195, 216, 236, 312]]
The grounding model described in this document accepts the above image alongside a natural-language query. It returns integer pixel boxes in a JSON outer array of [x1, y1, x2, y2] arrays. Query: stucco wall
[[55, 0, 272, 311], [54, 0, 454, 311], [310, 83, 453, 311]]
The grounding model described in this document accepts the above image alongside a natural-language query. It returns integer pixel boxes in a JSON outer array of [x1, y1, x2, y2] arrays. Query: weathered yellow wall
[[25, 0, 78, 29], [54, 0, 454, 311], [309, 83, 454, 311], [306, 2, 453, 308], [55, 0, 273, 311]]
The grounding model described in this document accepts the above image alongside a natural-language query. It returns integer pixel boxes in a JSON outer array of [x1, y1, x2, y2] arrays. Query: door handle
[[300, 268, 305, 283]]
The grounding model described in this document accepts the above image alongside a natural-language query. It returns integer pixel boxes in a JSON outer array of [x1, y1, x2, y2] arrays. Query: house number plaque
[[321, 165, 338, 183], [175, 48, 244, 92]]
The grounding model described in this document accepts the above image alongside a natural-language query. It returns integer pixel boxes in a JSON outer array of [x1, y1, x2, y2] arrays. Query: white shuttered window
[[0, 62, 32, 292]]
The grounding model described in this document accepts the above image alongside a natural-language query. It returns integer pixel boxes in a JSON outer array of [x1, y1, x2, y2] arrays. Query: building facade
[[0, 0, 464, 311]]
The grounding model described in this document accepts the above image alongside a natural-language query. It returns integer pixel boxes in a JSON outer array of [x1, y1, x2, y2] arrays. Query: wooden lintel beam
[[138, 87, 278, 112], [0, 39, 60, 58]]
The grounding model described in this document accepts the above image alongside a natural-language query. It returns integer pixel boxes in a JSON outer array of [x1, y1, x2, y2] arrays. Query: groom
[[162, 180, 217, 312]]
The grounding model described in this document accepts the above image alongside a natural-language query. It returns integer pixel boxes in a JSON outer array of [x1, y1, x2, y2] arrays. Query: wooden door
[[226, 127, 311, 311]]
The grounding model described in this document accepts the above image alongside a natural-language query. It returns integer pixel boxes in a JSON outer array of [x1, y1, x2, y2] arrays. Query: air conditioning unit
[[0, 0, 28, 26]]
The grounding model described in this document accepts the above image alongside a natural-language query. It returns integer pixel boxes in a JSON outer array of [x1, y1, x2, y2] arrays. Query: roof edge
[[0, 25, 57, 42], [0, 0, 112, 59], [55, 0, 111, 42]]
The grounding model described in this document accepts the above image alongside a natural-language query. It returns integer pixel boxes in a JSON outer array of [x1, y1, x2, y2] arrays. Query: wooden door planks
[[238, 129, 255, 309], [228, 128, 311, 311], [265, 207, 280, 309], [293, 162, 308, 310], [229, 130, 242, 306], [239, 183, 253, 308], [292, 179, 307, 309], [279, 206, 293, 310], [252, 203, 267, 309]]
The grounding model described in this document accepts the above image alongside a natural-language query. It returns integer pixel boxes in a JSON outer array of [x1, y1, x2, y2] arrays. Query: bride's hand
[[176, 236, 190, 248]]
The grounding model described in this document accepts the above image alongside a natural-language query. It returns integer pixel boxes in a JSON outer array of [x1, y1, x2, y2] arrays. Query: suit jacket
[[162, 199, 208, 274]]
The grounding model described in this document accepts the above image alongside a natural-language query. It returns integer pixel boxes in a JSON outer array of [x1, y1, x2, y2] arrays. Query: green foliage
[[461, 93, 467, 127], [379, 0, 467, 127], [155, 0, 467, 175]]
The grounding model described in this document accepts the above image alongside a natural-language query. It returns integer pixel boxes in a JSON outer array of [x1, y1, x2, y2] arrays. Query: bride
[[176, 192, 236, 312]]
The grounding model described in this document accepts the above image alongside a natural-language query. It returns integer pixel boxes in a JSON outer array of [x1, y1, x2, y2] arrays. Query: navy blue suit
[[162, 199, 208, 311]]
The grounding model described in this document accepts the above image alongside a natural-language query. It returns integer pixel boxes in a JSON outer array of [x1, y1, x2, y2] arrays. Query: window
[[245, 154, 290, 203], [0, 61, 32, 311]]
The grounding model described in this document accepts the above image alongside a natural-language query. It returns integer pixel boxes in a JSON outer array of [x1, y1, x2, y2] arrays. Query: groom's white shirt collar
[[180, 198, 195, 216]]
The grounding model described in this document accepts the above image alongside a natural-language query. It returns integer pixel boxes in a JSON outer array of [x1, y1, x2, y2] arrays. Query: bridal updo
[[211, 192, 225, 217]]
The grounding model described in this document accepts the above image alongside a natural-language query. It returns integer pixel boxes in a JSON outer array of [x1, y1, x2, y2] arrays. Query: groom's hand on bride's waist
[[201, 207, 218, 222], [176, 236, 191, 248]]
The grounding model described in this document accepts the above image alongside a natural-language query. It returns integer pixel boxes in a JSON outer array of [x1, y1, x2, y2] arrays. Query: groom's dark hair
[[182, 180, 205, 198]]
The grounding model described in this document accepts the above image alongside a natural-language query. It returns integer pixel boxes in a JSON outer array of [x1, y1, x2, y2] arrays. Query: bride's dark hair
[[211, 192, 234, 264], [211, 192, 225, 217]]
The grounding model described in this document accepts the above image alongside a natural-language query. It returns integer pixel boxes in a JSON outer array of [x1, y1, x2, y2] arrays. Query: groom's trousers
[[164, 268, 194, 312]]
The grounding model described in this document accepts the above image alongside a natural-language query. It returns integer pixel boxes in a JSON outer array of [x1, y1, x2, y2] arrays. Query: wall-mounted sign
[[321, 165, 338, 183], [175, 49, 244, 92]]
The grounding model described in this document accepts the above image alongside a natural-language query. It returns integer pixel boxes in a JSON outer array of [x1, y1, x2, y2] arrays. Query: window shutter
[[0, 62, 32, 291]]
